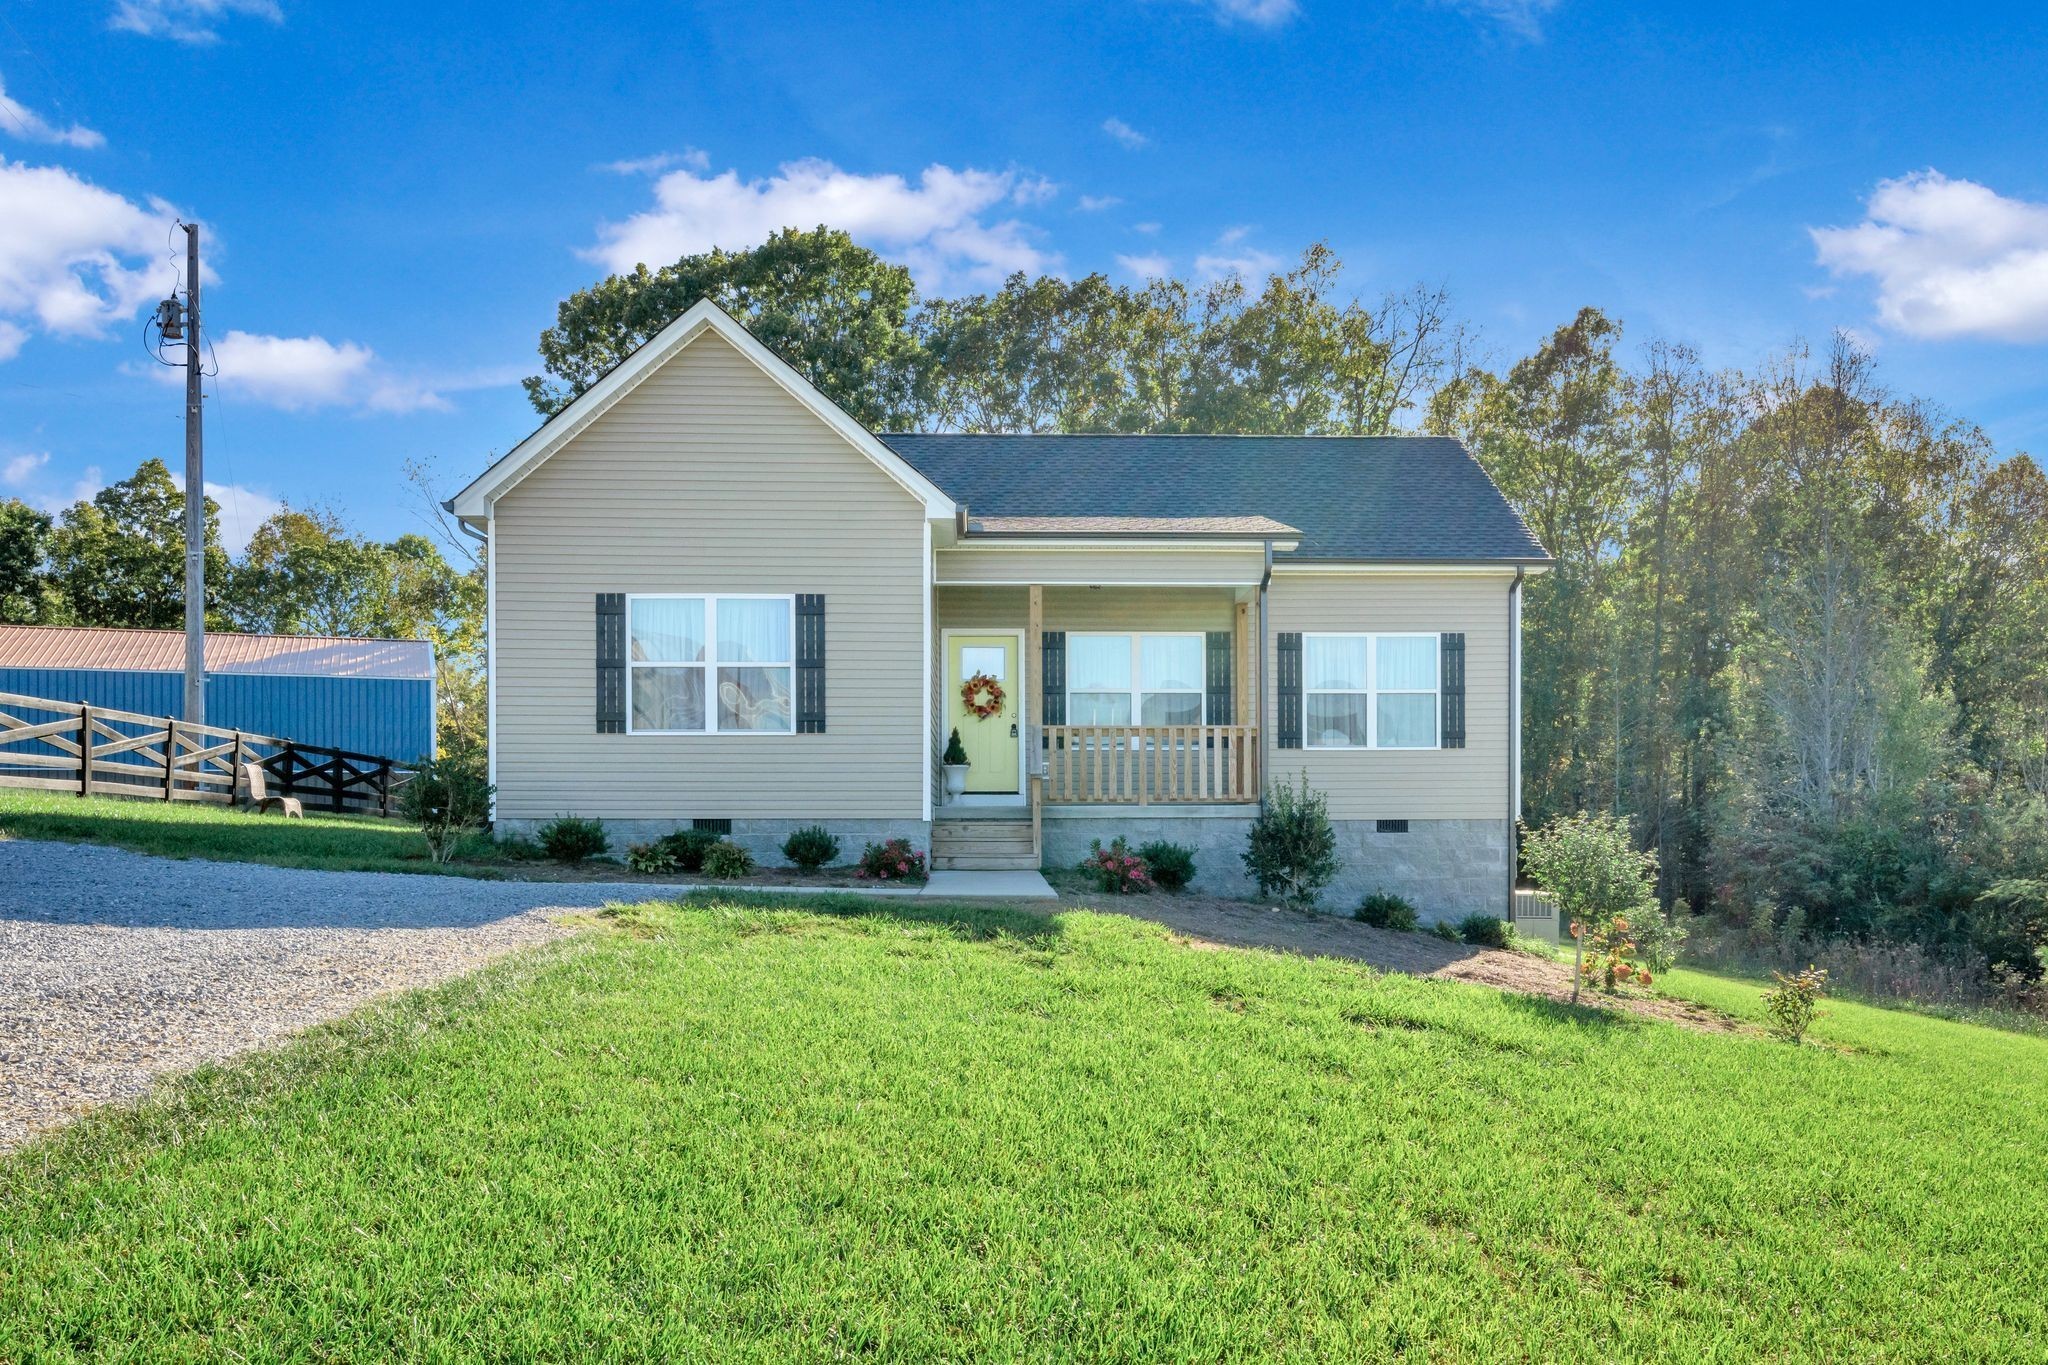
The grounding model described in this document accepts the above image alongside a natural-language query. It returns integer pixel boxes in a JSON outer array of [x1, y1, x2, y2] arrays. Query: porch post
[[1027, 585, 1043, 775]]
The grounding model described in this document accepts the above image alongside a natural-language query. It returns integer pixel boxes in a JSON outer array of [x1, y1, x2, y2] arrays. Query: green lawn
[[4, 895, 2044, 1360], [0, 788, 480, 875]]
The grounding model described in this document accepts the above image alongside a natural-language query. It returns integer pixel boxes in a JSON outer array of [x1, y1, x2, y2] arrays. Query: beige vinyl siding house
[[1264, 572, 1514, 822], [452, 300, 1550, 919], [487, 325, 931, 835]]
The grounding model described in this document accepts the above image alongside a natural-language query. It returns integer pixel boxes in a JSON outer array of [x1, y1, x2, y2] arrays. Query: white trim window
[[1067, 632, 1206, 726], [628, 594, 794, 735], [1304, 632, 1440, 749]]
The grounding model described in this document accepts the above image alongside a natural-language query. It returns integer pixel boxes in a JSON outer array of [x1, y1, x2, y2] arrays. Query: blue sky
[[2, 0, 2045, 549]]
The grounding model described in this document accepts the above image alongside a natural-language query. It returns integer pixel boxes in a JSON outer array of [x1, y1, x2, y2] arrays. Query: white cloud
[[2, 451, 48, 486], [1076, 194, 1121, 212], [1011, 176, 1059, 206], [1101, 117, 1150, 150], [1216, 224, 1252, 245], [601, 149, 709, 177], [109, 0, 282, 44], [1133, 221, 1162, 235], [1196, 247, 1282, 281], [141, 329, 453, 414], [583, 157, 1059, 292], [1440, 0, 1561, 40], [0, 77, 105, 149], [1117, 253, 1172, 281], [1201, 0, 1300, 24], [28, 464, 103, 516], [0, 157, 177, 354], [166, 469, 282, 552], [1811, 170, 2048, 343]]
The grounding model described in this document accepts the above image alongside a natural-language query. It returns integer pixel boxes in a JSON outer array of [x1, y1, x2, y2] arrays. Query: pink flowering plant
[[855, 837, 928, 883], [1081, 837, 1153, 894]]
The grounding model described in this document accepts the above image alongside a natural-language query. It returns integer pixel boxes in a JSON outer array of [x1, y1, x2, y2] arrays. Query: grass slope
[[4, 895, 2044, 1361], [0, 788, 471, 876]]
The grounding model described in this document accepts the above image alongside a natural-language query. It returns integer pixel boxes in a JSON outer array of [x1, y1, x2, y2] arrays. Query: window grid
[[1303, 632, 1441, 751], [626, 593, 796, 736], [1065, 632, 1207, 728]]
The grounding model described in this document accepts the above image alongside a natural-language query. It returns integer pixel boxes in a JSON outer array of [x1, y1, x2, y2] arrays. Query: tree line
[[530, 227, 2048, 983]]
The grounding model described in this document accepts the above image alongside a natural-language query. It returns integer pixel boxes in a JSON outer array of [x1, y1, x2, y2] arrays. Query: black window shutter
[[795, 594, 826, 733], [1276, 632, 1302, 749], [595, 593, 625, 733], [1206, 631, 1233, 724], [1440, 631, 1466, 749], [1041, 630, 1066, 725]]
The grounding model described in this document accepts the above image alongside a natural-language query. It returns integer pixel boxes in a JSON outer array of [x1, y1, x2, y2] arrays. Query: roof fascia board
[[450, 300, 956, 520], [1272, 560, 1554, 574], [942, 538, 1296, 554]]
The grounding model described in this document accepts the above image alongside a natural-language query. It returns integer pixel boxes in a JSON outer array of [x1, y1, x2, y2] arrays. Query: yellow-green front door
[[947, 634, 1021, 794]]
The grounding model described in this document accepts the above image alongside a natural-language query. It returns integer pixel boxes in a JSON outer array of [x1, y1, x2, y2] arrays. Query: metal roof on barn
[[0, 626, 434, 680]]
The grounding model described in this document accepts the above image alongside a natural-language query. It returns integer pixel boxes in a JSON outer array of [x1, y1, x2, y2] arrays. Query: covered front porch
[[933, 581, 1267, 811]]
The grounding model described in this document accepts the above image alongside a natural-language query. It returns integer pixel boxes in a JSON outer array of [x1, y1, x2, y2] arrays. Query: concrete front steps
[[931, 816, 1039, 871]]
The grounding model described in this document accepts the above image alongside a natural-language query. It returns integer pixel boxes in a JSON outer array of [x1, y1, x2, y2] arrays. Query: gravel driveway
[[0, 840, 683, 1152]]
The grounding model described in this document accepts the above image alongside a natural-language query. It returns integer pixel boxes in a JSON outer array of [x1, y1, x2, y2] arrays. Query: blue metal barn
[[0, 625, 436, 761]]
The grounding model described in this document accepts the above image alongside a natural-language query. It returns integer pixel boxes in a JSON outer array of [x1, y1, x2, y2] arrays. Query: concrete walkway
[[920, 869, 1058, 899]]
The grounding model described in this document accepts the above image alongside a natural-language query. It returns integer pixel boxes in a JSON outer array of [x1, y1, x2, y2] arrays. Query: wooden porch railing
[[0, 690, 411, 816], [1040, 724, 1259, 804]]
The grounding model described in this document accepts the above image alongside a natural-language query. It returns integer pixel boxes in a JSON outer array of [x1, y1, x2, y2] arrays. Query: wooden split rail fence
[[0, 690, 411, 816]]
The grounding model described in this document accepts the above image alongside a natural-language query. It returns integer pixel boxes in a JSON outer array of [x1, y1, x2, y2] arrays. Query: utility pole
[[181, 222, 205, 728]]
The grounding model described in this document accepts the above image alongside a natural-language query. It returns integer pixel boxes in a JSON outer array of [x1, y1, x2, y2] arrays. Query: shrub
[[625, 841, 678, 875], [1355, 890, 1419, 932], [700, 840, 756, 879], [781, 825, 841, 871], [1571, 914, 1655, 994], [493, 834, 547, 862], [856, 837, 927, 882], [537, 815, 609, 865], [1430, 921, 1460, 942], [657, 827, 722, 873], [1136, 841, 1196, 892], [397, 754, 494, 864], [1242, 773, 1338, 907], [1081, 837, 1152, 894], [1458, 912, 1514, 949], [943, 728, 969, 766], [1761, 965, 1828, 1043], [1521, 812, 1664, 1001], [1972, 879, 2048, 982]]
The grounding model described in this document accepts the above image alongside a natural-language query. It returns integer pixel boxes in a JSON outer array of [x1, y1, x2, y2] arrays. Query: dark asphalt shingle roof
[[880, 434, 1550, 563]]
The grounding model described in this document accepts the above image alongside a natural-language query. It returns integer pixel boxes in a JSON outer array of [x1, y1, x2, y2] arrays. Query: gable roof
[[446, 299, 955, 522], [0, 625, 434, 680], [884, 434, 1550, 564]]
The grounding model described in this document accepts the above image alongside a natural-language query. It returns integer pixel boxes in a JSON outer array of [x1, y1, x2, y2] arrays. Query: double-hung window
[[1068, 633, 1205, 726], [628, 595, 794, 734], [1304, 633, 1439, 749]]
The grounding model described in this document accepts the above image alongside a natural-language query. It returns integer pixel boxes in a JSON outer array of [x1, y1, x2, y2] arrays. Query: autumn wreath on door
[[961, 671, 1006, 720]]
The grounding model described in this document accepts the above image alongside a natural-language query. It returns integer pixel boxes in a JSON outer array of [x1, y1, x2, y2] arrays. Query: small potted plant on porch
[[942, 727, 971, 802]]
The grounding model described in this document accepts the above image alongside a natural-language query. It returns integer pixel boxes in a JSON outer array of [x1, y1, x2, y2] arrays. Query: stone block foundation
[[1041, 809, 1509, 922]]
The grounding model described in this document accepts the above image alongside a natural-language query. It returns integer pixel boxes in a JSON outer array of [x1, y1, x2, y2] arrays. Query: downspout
[[1505, 568, 1524, 923], [1258, 539, 1273, 816]]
